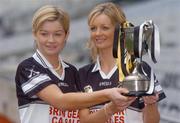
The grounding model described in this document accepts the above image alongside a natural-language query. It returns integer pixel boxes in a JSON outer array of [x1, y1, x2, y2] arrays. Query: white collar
[[33, 50, 69, 69], [91, 56, 117, 79], [32, 50, 69, 80], [91, 56, 101, 72]]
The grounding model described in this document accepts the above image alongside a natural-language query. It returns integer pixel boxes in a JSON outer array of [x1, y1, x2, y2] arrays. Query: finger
[[144, 95, 158, 101], [113, 92, 129, 101], [115, 98, 135, 107], [118, 87, 129, 94], [143, 96, 158, 105], [155, 93, 159, 100], [127, 97, 136, 101]]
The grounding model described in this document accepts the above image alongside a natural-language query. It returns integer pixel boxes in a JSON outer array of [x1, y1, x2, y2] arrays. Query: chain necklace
[[54, 62, 61, 71]]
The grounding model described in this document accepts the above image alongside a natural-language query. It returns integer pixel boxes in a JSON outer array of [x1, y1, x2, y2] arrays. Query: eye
[[90, 26, 97, 32], [54, 33, 62, 36], [102, 26, 109, 30], [40, 32, 48, 36]]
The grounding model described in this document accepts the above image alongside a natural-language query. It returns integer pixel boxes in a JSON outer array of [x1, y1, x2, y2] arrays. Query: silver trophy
[[113, 20, 160, 96]]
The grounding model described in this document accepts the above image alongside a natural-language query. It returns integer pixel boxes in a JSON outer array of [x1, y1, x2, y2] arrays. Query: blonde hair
[[88, 2, 126, 62], [32, 5, 70, 34]]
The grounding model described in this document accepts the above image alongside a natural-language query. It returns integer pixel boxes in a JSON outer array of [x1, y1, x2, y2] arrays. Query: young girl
[[15, 5, 131, 123]]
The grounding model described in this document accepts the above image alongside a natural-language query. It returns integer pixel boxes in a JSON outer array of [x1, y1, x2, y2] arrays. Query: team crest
[[84, 85, 93, 93]]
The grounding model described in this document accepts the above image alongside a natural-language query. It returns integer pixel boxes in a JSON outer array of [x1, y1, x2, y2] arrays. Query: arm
[[79, 107, 107, 123], [79, 98, 136, 123], [143, 103, 160, 123], [142, 94, 160, 123], [37, 84, 130, 110]]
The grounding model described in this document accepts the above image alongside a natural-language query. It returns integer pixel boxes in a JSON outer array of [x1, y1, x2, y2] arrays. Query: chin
[[96, 45, 107, 49], [45, 50, 59, 56]]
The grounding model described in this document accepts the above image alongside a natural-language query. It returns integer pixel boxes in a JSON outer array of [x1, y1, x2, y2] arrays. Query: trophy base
[[123, 91, 154, 97]]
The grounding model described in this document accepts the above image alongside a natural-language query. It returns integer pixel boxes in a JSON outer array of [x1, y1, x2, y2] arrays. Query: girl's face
[[34, 20, 68, 57], [89, 14, 115, 51]]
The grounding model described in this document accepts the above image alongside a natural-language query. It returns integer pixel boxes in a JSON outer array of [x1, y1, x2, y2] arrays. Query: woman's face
[[89, 14, 115, 50], [34, 20, 68, 57]]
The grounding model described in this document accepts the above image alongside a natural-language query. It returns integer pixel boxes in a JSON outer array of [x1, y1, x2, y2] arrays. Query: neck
[[99, 48, 116, 73], [40, 52, 60, 69]]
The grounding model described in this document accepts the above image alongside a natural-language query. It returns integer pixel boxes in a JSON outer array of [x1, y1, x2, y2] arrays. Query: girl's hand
[[143, 93, 159, 105]]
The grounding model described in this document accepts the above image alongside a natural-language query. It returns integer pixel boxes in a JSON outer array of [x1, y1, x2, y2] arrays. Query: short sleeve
[[15, 59, 53, 97]]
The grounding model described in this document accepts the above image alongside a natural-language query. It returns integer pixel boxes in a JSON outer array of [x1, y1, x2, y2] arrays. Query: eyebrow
[[90, 23, 112, 27], [39, 29, 65, 32]]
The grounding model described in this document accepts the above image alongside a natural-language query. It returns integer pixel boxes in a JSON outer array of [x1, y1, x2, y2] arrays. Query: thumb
[[118, 87, 129, 94]]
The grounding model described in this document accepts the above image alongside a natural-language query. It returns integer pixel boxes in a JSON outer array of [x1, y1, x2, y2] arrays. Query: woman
[[15, 5, 131, 123], [78, 2, 166, 123]]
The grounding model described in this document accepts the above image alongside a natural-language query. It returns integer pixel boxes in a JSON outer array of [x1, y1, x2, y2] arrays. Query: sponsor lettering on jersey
[[58, 82, 69, 87], [49, 106, 80, 123], [90, 108, 125, 123], [99, 81, 112, 87]]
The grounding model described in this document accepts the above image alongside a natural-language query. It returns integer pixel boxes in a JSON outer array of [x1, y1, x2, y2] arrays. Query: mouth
[[95, 38, 106, 44], [46, 45, 57, 50]]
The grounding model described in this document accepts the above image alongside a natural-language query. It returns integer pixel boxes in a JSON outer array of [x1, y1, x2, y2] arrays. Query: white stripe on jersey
[[19, 104, 49, 123], [125, 109, 143, 123], [22, 74, 51, 94]]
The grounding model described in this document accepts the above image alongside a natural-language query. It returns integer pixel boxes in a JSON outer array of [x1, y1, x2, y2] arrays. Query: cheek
[[35, 42, 42, 50], [90, 33, 96, 43], [57, 38, 66, 48], [108, 32, 114, 42], [36, 39, 44, 46], [35, 38, 46, 49], [38, 36, 47, 42]]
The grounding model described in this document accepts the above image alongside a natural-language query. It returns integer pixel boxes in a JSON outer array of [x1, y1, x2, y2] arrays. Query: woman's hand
[[103, 96, 136, 118], [143, 93, 159, 106], [142, 93, 160, 123], [104, 87, 136, 114]]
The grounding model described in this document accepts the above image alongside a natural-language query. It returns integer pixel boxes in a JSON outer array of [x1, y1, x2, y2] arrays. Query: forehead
[[39, 20, 64, 31], [90, 14, 112, 26]]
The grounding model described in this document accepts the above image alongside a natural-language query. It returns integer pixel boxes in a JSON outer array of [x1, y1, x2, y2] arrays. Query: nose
[[95, 28, 102, 36], [48, 34, 54, 42]]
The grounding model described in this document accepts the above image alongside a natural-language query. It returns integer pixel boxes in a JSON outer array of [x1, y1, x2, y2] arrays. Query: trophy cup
[[113, 20, 160, 96]]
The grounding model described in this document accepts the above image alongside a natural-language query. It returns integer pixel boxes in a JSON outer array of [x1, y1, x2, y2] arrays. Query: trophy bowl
[[120, 61, 155, 97], [122, 72, 150, 96]]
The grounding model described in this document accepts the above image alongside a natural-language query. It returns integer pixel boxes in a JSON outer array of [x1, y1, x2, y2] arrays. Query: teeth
[[96, 39, 104, 42], [47, 46, 56, 48]]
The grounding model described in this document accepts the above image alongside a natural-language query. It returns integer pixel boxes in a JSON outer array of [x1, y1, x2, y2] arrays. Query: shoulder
[[17, 57, 45, 71], [15, 57, 47, 78], [63, 61, 78, 72], [16, 57, 34, 70], [79, 63, 95, 73]]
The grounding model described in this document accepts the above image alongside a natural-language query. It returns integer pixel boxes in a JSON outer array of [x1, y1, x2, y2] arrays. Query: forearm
[[79, 103, 116, 123], [143, 103, 160, 123], [79, 95, 135, 123], [80, 108, 108, 123], [58, 90, 109, 110], [38, 84, 110, 110]]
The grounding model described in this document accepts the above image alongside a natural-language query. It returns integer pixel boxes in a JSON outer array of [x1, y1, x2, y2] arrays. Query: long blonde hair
[[87, 2, 126, 62]]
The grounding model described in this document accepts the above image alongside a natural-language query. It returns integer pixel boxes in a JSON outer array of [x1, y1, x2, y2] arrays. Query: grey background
[[0, 0, 179, 123]]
